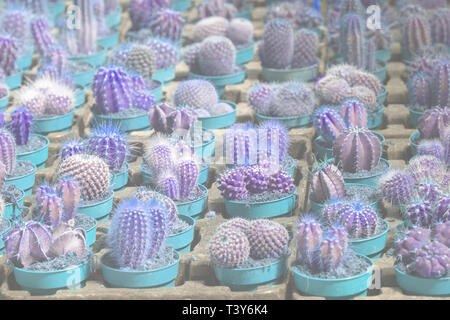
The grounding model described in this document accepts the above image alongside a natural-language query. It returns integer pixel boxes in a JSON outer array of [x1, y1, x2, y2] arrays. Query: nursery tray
[[255, 113, 312, 129], [262, 61, 319, 83], [198, 101, 236, 129], [166, 215, 195, 253], [16, 134, 50, 168]]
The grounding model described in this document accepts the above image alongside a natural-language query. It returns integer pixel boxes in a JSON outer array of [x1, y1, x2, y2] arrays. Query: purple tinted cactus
[[30, 77, 74, 115], [297, 6, 323, 28], [332, 202, 378, 239], [344, 70, 383, 96], [365, 38, 376, 72], [257, 120, 289, 164], [405, 199, 433, 227], [0, 128, 16, 175], [56, 178, 81, 222], [175, 156, 199, 200], [417, 181, 443, 203], [193, 16, 229, 42], [395, 226, 431, 261], [157, 174, 180, 200], [259, 19, 294, 69], [93, 66, 134, 114], [134, 189, 177, 229], [149, 9, 185, 44], [418, 140, 445, 161], [144, 138, 175, 174], [217, 167, 248, 200], [48, 223, 87, 258], [40, 193, 64, 228], [0, 35, 18, 76], [87, 122, 128, 171], [291, 29, 319, 69], [408, 155, 446, 184], [322, 199, 349, 225], [3, 221, 52, 267], [346, 86, 377, 111], [333, 127, 381, 173], [148, 103, 197, 135], [340, 98, 368, 128], [313, 107, 347, 145], [340, 0, 364, 16], [1, 9, 29, 40], [431, 59, 450, 108], [271, 82, 315, 117], [310, 162, 347, 204], [42, 46, 69, 78], [30, 17, 55, 56], [433, 221, 450, 247], [436, 196, 450, 223], [224, 123, 258, 167], [133, 91, 155, 112], [401, 13, 432, 60], [129, 0, 170, 31], [218, 218, 251, 235], [35, 183, 55, 206], [312, 234, 348, 272], [442, 128, 450, 166], [60, 139, 85, 161], [418, 107, 450, 140], [198, 36, 236, 76], [198, 0, 237, 20], [18, 0, 49, 15], [316, 75, 351, 105], [267, 170, 295, 193], [209, 228, 250, 268], [10, 108, 33, 146], [378, 170, 416, 205], [145, 38, 178, 70], [226, 18, 253, 46], [245, 165, 269, 194], [430, 10, 450, 46], [414, 242, 449, 278], [295, 216, 323, 268], [125, 44, 156, 80], [247, 83, 275, 116], [174, 79, 219, 109], [247, 219, 289, 259], [340, 13, 365, 69]]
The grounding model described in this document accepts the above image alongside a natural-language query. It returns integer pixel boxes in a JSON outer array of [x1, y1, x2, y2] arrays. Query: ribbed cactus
[[365, 38, 376, 72], [268, 169, 295, 193], [209, 228, 250, 268], [297, 6, 324, 28], [271, 82, 315, 117], [313, 107, 347, 145], [433, 221, 450, 247], [143, 137, 175, 174], [10, 108, 33, 146], [16, 0, 49, 15], [418, 140, 445, 161], [417, 181, 443, 203], [408, 71, 432, 107], [408, 155, 446, 184], [148, 103, 197, 135], [1, 9, 29, 40], [418, 107, 450, 140], [0, 128, 16, 175], [346, 86, 377, 111], [259, 19, 294, 69], [57, 154, 111, 201], [245, 165, 269, 194], [134, 189, 177, 230], [0, 35, 18, 76], [333, 127, 381, 173], [149, 9, 185, 44], [217, 218, 251, 235], [174, 79, 218, 110], [198, 0, 237, 20], [414, 242, 449, 278], [404, 199, 433, 227], [48, 223, 87, 259], [60, 139, 85, 161], [340, 98, 368, 128], [316, 75, 351, 105], [174, 156, 199, 200], [247, 220, 289, 259], [247, 83, 275, 116], [310, 162, 347, 204], [401, 13, 431, 60], [86, 122, 128, 171], [223, 123, 258, 167], [334, 202, 378, 238], [42, 46, 69, 78], [257, 120, 289, 165], [226, 18, 253, 46], [443, 128, 450, 166], [125, 44, 156, 80], [431, 59, 450, 108], [197, 36, 236, 76], [378, 170, 415, 205], [340, 0, 364, 16], [30, 17, 55, 56], [129, 0, 170, 31], [40, 193, 64, 228], [93, 66, 134, 114], [55, 178, 81, 222], [430, 10, 450, 46], [193, 16, 229, 42], [146, 38, 178, 70], [291, 29, 318, 69], [340, 13, 365, 69], [217, 167, 248, 200], [295, 216, 323, 268]]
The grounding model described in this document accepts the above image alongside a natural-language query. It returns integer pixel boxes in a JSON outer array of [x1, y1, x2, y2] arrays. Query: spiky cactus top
[[10, 107, 33, 146], [310, 162, 346, 204], [129, 0, 170, 31], [148, 103, 198, 135], [259, 18, 294, 69], [418, 107, 450, 140], [0, 35, 18, 76], [313, 107, 347, 145], [0, 128, 16, 175], [401, 12, 432, 60], [339, 13, 365, 70], [149, 9, 185, 44], [173, 79, 219, 110]]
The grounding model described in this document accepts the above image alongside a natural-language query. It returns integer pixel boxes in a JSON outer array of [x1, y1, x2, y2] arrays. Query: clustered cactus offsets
[[198, 0, 238, 20], [265, 2, 324, 30], [209, 218, 289, 268], [148, 103, 198, 136]]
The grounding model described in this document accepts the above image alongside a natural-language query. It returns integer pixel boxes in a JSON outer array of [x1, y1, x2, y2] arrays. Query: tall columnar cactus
[[257, 120, 289, 165], [56, 178, 81, 222], [1, 9, 29, 40], [146, 38, 178, 70], [0, 128, 16, 175], [340, 98, 368, 128], [418, 140, 445, 161], [316, 75, 351, 105], [193, 16, 229, 42], [10, 108, 32, 146], [418, 107, 450, 140], [129, 0, 170, 31], [340, 13, 365, 69], [413, 242, 449, 278], [223, 123, 258, 167], [333, 127, 381, 173], [430, 10, 450, 46], [291, 29, 319, 69], [197, 36, 236, 76], [295, 216, 323, 268], [0, 35, 18, 76], [43, 46, 69, 78], [60, 139, 84, 161], [259, 19, 294, 69], [72, 0, 98, 55], [408, 155, 446, 184], [209, 228, 250, 268], [364, 38, 376, 72], [30, 17, 55, 56], [109, 198, 171, 269], [408, 71, 431, 107], [401, 13, 431, 60], [247, 220, 289, 259], [144, 138, 175, 174], [310, 162, 347, 204], [313, 107, 347, 145], [247, 83, 275, 116], [57, 154, 111, 201], [271, 82, 315, 117], [226, 18, 253, 47], [217, 167, 248, 200], [174, 79, 218, 109], [125, 44, 156, 80], [134, 189, 177, 229], [40, 193, 64, 228], [174, 156, 199, 200], [431, 59, 450, 108], [378, 170, 415, 205], [86, 123, 128, 171], [149, 9, 185, 44], [93, 66, 134, 114], [340, 0, 364, 16]]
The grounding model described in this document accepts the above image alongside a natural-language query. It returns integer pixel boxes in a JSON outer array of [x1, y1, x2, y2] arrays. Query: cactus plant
[[267, 169, 295, 193], [129, 0, 170, 31], [42, 46, 69, 79], [401, 13, 432, 60], [271, 82, 315, 117], [1, 9, 30, 41], [344, 70, 383, 96], [148, 103, 197, 135], [404, 199, 433, 227], [55, 178, 81, 223], [198, 0, 237, 20], [247, 220, 289, 259], [226, 18, 253, 47], [0, 35, 18, 76], [378, 170, 416, 205], [173, 155, 200, 200], [209, 228, 250, 268], [313, 107, 347, 145], [429, 10, 450, 46], [193, 16, 229, 42], [217, 167, 248, 200], [259, 18, 294, 69], [418, 140, 445, 161], [40, 193, 64, 228], [295, 215, 323, 267], [0, 128, 16, 175], [30, 17, 55, 56], [149, 9, 185, 44], [408, 71, 432, 108], [60, 139, 85, 161], [340, 98, 368, 128], [247, 83, 276, 116], [395, 226, 431, 261], [65, 0, 98, 56], [125, 44, 156, 80], [48, 223, 87, 258], [291, 29, 319, 69], [145, 38, 179, 70], [316, 75, 351, 105], [431, 59, 450, 108], [10, 108, 33, 146], [340, 13, 365, 69], [223, 123, 258, 167], [196, 36, 236, 76], [414, 242, 449, 278], [174, 79, 219, 110], [143, 137, 176, 174], [408, 155, 446, 184], [297, 6, 324, 29], [346, 86, 377, 111], [310, 162, 347, 204], [433, 221, 450, 247]]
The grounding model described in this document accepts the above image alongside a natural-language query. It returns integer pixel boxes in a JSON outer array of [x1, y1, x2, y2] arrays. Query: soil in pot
[[79, 189, 113, 207], [231, 247, 291, 270], [338, 160, 389, 179], [93, 107, 148, 119], [22, 250, 92, 272], [170, 216, 191, 235], [16, 135, 47, 154], [2, 185, 24, 205], [311, 184, 379, 204], [236, 189, 295, 203], [73, 214, 97, 232], [7, 161, 35, 180], [174, 185, 207, 204]]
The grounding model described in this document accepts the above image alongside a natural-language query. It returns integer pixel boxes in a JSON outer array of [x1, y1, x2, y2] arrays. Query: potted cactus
[[209, 218, 291, 291], [141, 137, 208, 219], [2, 220, 92, 295], [148, 8, 185, 46], [174, 79, 236, 129], [10, 108, 50, 168], [100, 197, 181, 288], [184, 35, 246, 95], [291, 215, 375, 299], [197, 0, 238, 20], [128, 0, 170, 32], [258, 19, 319, 82], [0, 35, 23, 89], [248, 81, 316, 129], [400, 9, 432, 62], [57, 154, 113, 221], [218, 162, 297, 219]]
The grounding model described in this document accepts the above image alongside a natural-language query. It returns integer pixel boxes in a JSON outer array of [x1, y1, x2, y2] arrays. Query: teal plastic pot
[[193, 130, 216, 160], [14, 261, 91, 296], [189, 68, 246, 93], [310, 183, 379, 216], [236, 43, 255, 65], [167, 215, 195, 253], [69, 49, 107, 68], [213, 254, 289, 291], [176, 185, 208, 220], [97, 31, 119, 50], [262, 61, 319, 82], [5, 162, 37, 196], [153, 66, 176, 85], [16, 135, 50, 168], [5, 71, 23, 90], [72, 66, 94, 88], [101, 250, 180, 288], [339, 158, 391, 187], [84, 217, 98, 249], [368, 106, 385, 129], [33, 111, 74, 134], [74, 87, 86, 109], [409, 131, 419, 157], [49, 1, 65, 17], [171, 0, 191, 11], [408, 106, 423, 128], [0, 220, 11, 255], [371, 60, 387, 82], [224, 189, 297, 219], [292, 254, 374, 299], [140, 162, 153, 185], [350, 219, 389, 258], [395, 266, 450, 297], [17, 52, 33, 71], [111, 163, 129, 191], [77, 191, 114, 222], [375, 47, 392, 63], [105, 7, 122, 28], [377, 86, 387, 105], [255, 113, 312, 129], [198, 101, 236, 129], [151, 80, 163, 102], [198, 164, 209, 185], [4, 189, 25, 220], [93, 111, 150, 132], [0, 90, 10, 111]]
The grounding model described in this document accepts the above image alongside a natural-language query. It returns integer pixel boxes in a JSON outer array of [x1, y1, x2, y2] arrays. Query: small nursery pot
[[0, 90, 10, 111], [213, 254, 289, 292], [236, 42, 255, 65], [74, 87, 86, 109], [350, 219, 389, 258], [72, 66, 95, 88], [409, 131, 419, 157], [255, 113, 312, 129], [84, 217, 98, 249], [16, 135, 50, 168], [5, 71, 23, 90], [371, 60, 387, 83], [141, 163, 209, 185], [375, 47, 392, 63], [77, 192, 114, 222], [17, 51, 33, 71], [69, 48, 107, 68], [97, 30, 120, 50], [101, 250, 180, 288], [166, 215, 195, 253], [4, 189, 25, 220], [368, 106, 385, 129], [262, 61, 319, 83], [224, 189, 297, 219], [198, 164, 209, 185], [176, 185, 208, 220], [153, 66, 176, 86], [93, 111, 150, 132], [151, 80, 163, 102], [292, 254, 374, 299], [0, 220, 11, 256], [33, 111, 74, 134], [171, 0, 191, 11], [408, 106, 423, 128], [5, 162, 37, 196], [13, 261, 91, 296], [395, 265, 450, 297], [105, 7, 122, 28], [189, 67, 246, 94], [198, 101, 236, 129], [376, 86, 387, 106], [111, 163, 130, 191], [336, 158, 391, 187], [192, 129, 216, 160]]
